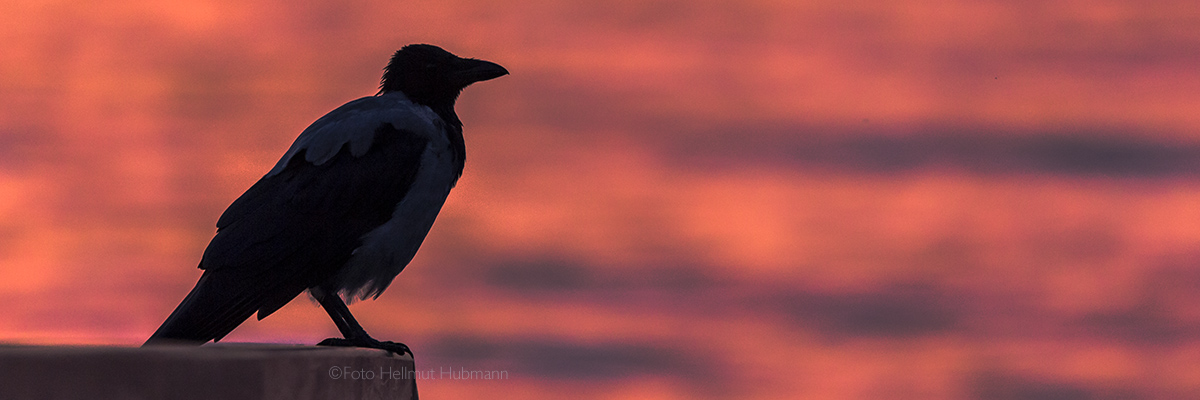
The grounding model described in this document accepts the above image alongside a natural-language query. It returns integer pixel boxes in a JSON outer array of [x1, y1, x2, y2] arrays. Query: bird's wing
[[149, 95, 437, 343]]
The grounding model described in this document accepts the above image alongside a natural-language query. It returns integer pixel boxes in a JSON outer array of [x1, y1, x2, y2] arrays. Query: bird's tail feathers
[[143, 273, 262, 346]]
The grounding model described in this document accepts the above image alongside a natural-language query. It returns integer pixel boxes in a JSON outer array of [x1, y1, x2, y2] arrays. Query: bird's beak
[[452, 58, 509, 87]]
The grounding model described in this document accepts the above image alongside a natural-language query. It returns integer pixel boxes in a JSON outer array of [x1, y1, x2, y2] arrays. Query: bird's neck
[[431, 103, 467, 182], [429, 103, 462, 130], [385, 91, 467, 180]]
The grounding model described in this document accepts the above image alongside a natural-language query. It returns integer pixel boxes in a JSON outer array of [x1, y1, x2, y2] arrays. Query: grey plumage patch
[[267, 92, 440, 177]]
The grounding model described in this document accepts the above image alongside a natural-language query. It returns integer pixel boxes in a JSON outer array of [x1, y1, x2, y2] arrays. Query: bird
[[144, 44, 508, 355]]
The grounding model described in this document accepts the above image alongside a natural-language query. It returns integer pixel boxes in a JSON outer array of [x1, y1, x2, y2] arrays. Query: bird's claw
[[318, 337, 412, 357]]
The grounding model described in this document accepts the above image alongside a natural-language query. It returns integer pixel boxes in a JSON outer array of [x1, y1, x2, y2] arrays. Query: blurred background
[[3, 0, 1200, 398]]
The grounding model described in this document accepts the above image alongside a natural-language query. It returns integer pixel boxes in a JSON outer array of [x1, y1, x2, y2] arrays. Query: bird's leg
[[311, 287, 356, 339], [313, 287, 412, 357], [315, 288, 368, 338]]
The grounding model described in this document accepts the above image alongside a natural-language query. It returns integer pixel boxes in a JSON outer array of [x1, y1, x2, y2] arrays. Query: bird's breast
[[330, 139, 459, 299]]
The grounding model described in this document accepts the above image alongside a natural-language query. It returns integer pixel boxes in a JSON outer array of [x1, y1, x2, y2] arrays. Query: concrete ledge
[[0, 344, 416, 400]]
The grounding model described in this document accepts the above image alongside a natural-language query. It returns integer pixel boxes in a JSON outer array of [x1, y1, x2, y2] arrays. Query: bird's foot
[[318, 336, 412, 357]]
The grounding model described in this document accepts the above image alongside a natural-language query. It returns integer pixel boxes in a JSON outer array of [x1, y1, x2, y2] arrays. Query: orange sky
[[3, 0, 1200, 398]]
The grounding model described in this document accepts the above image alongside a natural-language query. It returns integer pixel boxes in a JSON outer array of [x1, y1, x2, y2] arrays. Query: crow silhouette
[[145, 44, 507, 356]]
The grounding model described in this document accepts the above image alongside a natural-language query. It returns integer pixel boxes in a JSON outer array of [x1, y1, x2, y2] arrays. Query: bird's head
[[379, 44, 509, 108]]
